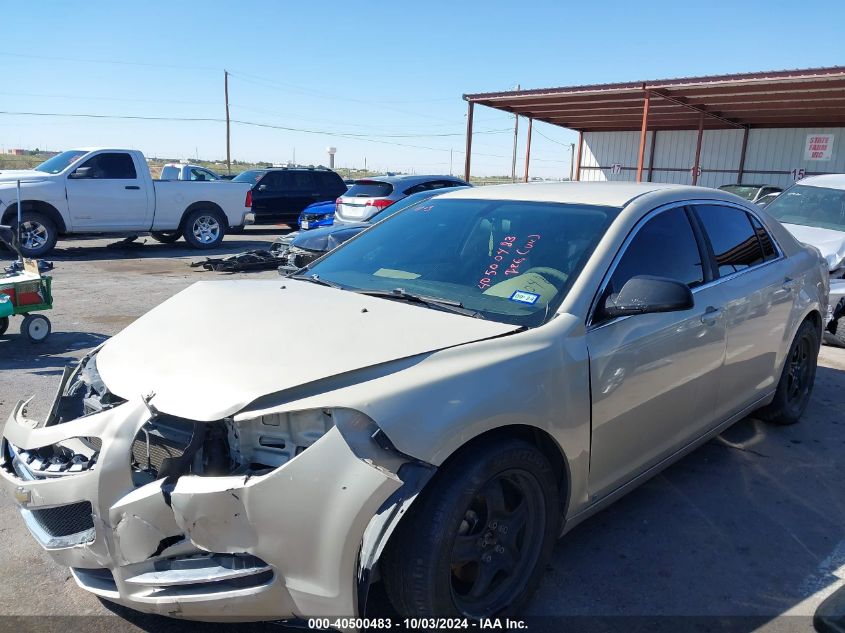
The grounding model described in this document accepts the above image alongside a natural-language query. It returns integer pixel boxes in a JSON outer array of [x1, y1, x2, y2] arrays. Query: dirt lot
[[0, 231, 843, 632]]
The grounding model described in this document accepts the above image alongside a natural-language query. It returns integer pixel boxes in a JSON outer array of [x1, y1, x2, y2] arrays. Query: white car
[[159, 163, 222, 182], [0, 149, 253, 256], [765, 174, 845, 345]]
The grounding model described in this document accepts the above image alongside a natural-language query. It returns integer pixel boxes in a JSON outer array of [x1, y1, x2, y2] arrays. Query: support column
[[647, 130, 657, 182], [636, 90, 650, 182], [692, 113, 704, 186], [737, 126, 749, 184], [523, 118, 533, 183], [574, 131, 583, 181], [463, 101, 474, 183]]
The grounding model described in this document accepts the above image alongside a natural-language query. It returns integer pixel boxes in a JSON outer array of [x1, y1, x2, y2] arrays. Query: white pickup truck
[[0, 148, 253, 256]]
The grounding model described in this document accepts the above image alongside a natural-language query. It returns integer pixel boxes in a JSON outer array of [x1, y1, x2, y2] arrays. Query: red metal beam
[[464, 100, 474, 182], [692, 113, 704, 186], [737, 127, 750, 184], [574, 131, 583, 181], [523, 118, 533, 183], [636, 90, 650, 182]]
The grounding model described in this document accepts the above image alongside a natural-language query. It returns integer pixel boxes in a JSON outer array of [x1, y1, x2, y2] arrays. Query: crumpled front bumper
[[0, 398, 405, 621]]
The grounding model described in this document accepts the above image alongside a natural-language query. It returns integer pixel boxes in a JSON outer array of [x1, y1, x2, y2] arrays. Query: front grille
[[132, 429, 188, 476], [30, 501, 94, 537]]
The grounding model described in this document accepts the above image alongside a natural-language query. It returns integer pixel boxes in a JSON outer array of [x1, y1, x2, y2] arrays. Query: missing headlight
[[56, 353, 126, 423]]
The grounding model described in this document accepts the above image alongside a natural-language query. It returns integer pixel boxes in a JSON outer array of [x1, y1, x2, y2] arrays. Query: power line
[[0, 51, 218, 72]]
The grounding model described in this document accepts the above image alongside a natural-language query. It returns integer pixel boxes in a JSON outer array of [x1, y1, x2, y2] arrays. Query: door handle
[[782, 277, 798, 291], [125, 185, 140, 190], [701, 306, 722, 325]]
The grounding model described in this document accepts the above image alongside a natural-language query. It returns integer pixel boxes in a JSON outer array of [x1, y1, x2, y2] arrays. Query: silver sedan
[[1, 182, 828, 622]]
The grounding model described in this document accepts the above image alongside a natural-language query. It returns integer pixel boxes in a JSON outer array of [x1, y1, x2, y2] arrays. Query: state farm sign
[[804, 134, 834, 161]]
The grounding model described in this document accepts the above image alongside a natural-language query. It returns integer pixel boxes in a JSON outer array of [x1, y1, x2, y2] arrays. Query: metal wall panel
[[579, 127, 845, 188]]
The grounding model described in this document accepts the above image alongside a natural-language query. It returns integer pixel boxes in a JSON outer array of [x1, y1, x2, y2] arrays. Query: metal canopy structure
[[462, 67, 845, 184]]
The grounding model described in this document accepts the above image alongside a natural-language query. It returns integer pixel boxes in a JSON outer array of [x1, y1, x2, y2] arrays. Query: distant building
[[7, 149, 26, 156]]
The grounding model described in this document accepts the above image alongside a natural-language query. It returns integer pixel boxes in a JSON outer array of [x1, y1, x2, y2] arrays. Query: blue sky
[[2, 0, 844, 177]]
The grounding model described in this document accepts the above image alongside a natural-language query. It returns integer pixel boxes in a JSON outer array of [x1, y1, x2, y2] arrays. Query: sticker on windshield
[[510, 290, 540, 305]]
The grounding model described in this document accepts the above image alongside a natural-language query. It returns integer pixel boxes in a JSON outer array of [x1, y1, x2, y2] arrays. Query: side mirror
[[257, 184, 268, 192], [69, 166, 93, 179], [604, 275, 694, 318]]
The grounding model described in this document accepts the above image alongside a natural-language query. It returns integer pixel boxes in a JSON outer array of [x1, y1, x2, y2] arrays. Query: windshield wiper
[[289, 273, 344, 290], [355, 288, 486, 319]]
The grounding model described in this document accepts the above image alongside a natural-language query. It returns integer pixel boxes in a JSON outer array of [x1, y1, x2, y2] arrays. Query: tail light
[[366, 199, 394, 210], [245, 190, 253, 208]]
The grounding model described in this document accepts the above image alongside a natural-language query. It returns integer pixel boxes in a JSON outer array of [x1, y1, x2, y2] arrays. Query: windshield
[[307, 198, 619, 327], [232, 169, 267, 184], [766, 184, 845, 232], [34, 150, 88, 174], [719, 185, 760, 201]]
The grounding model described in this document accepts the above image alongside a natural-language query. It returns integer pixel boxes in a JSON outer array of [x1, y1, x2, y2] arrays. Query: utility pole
[[450, 148, 453, 176], [569, 143, 575, 180], [511, 83, 520, 182], [224, 70, 231, 175]]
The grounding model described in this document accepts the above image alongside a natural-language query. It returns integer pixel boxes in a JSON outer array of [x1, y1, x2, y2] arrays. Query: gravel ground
[[0, 231, 843, 632]]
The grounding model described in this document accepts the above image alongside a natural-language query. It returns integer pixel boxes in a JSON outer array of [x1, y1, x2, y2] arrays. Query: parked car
[[283, 187, 472, 268], [335, 174, 469, 223], [1, 183, 827, 623], [765, 174, 845, 346], [159, 164, 222, 181], [248, 167, 346, 226], [0, 149, 253, 256], [718, 183, 783, 203], [298, 200, 336, 230]]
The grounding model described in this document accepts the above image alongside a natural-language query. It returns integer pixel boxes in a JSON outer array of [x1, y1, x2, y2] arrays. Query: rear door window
[[345, 181, 393, 198], [259, 172, 287, 191], [318, 172, 345, 195], [749, 214, 778, 261], [694, 204, 766, 276], [608, 207, 705, 294]]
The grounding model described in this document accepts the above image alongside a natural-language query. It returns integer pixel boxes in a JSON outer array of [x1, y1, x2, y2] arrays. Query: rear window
[[719, 185, 761, 201], [232, 170, 267, 184], [345, 180, 394, 198]]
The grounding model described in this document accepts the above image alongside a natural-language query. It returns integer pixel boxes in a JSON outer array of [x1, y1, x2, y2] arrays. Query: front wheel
[[11, 211, 58, 257], [381, 438, 559, 619], [758, 319, 819, 425], [182, 209, 226, 249], [21, 314, 51, 343]]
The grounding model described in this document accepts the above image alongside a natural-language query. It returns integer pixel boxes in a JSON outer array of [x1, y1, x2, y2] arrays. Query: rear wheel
[[151, 231, 181, 244], [757, 319, 819, 425], [182, 209, 226, 249], [381, 438, 559, 619], [21, 314, 51, 343], [10, 211, 58, 257]]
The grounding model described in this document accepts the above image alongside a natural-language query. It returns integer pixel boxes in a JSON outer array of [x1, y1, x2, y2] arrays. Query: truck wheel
[[381, 438, 559, 619], [151, 231, 181, 244], [0, 317, 8, 336], [182, 209, 225, 249], [11, 212, 58, 257], [757, 319, 819, 425], [21, 314, 51, 343]]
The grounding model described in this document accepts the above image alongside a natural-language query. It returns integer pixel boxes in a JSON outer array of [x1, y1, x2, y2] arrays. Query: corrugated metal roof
[[464, 67, 845, 132]]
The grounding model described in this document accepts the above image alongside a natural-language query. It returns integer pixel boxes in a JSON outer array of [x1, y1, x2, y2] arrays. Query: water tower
[[326, 147, 337, 169]]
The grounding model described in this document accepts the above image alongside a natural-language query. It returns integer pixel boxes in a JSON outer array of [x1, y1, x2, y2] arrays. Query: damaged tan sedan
[[1, 183, 829, 621]]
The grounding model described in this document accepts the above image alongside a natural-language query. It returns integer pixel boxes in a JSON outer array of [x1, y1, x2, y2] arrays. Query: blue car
[[298, 200, 336, 230]]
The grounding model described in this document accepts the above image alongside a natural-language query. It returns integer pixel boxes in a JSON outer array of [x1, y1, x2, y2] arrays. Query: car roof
[[434, 181, 700, 207], [356, 174, 465, 185], [794, 174, 845, 190]]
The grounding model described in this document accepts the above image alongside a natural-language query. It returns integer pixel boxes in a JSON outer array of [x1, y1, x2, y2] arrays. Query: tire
[[10, 211, 58, 257], [0, 316, 8, 336], [21, 314, 51, 343], [824, 317, 845, 348], [151, 231, 181, 244], [381, 437, 559, 619], [182, 209, 226, 249], [757, 319, 819, 425]]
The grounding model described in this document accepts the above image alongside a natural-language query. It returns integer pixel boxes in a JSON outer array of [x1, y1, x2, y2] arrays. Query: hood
[[0, 170, 48, 184], [292, 222, 368, 252], [96, 280, 520, 420], [782, 223, 845, 271]]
